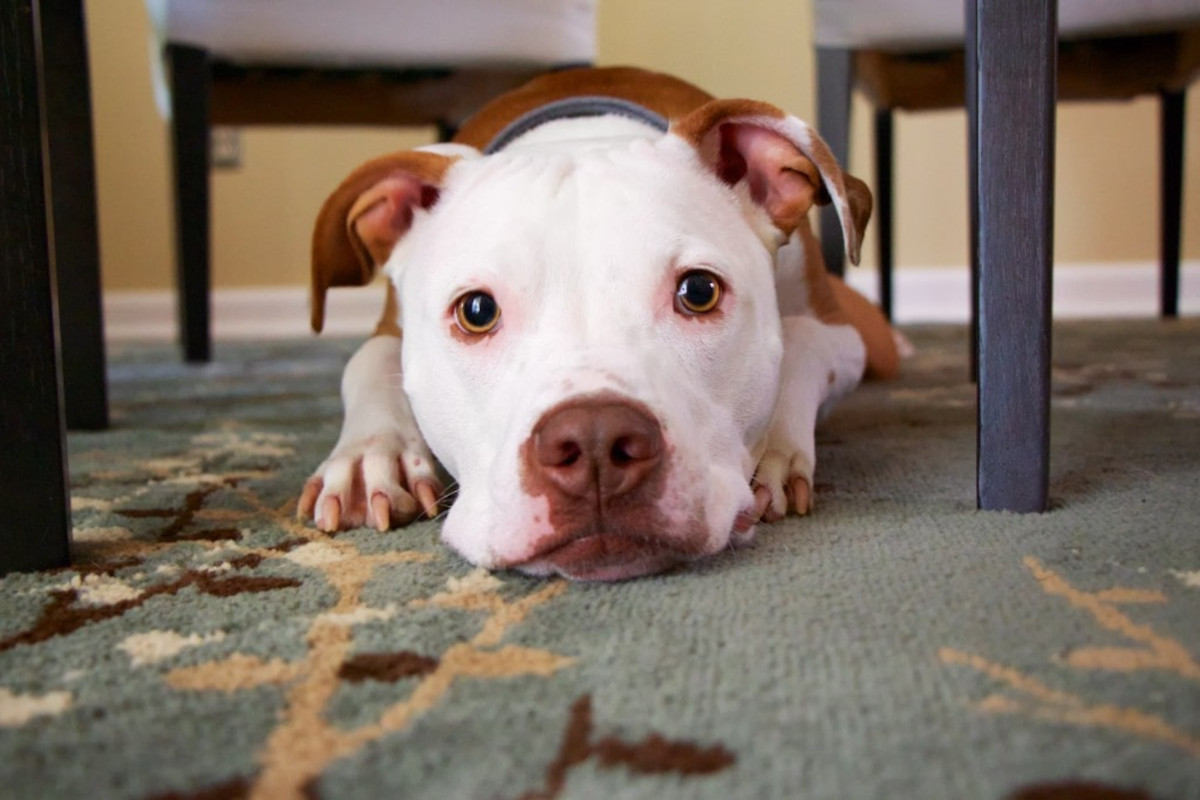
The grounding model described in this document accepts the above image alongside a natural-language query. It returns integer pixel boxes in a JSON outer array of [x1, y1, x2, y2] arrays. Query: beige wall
[[86, 0, 1198, 291]]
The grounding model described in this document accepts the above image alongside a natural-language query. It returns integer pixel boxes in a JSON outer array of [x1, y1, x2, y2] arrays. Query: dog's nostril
[[555, 442, 582, 468], [611, 435, 654, 465]]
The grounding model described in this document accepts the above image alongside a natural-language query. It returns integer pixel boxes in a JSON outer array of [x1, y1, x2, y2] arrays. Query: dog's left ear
[[310, 149, 461, 332], [672, 99, 871, 264]]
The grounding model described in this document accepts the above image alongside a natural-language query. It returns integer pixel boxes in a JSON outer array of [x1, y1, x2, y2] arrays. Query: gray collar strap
[[482, 96, 669, 154]]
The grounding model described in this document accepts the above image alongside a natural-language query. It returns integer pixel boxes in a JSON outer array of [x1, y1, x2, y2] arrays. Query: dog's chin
[[513, 534, 692, 582]]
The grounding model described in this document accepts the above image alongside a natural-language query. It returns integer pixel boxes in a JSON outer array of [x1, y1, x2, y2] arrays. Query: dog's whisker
[[413, 483, 457, 523]]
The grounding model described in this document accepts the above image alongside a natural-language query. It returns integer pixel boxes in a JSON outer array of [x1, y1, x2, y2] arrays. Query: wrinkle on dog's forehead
[[495, 151, 757, 276], [440, 141, 758, 239]]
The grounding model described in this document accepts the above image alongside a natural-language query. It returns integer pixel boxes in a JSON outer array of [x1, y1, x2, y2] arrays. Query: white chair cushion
[[146, 0, 595, 67], [816, 0, 1200, 49]]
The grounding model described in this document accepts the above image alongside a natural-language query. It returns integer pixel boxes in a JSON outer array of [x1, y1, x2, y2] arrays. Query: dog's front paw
[[297, 433, 443, 532], [753, 447, 814, 522]]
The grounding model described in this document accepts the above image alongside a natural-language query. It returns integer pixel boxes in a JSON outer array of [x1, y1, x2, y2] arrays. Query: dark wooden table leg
[[967, 0, 1056, 513], [42, 0, 108, 430], [168, 43, 212, 363], [816, 47, 853, 277], [873, 107, 894, 320], [1160, 88, 1184, 319], [0, 0, 73, 574]]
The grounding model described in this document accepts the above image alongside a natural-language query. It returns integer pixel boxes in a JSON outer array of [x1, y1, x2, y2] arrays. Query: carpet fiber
[[2, 320, 1198, 799]]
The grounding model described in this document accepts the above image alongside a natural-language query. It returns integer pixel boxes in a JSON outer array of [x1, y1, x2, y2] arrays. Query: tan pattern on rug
[[941, 558, 1200, 760]]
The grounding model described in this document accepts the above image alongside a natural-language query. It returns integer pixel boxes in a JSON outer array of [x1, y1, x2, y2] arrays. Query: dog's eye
[[454, 291, 501, 334], [674, 270, 722, 315]]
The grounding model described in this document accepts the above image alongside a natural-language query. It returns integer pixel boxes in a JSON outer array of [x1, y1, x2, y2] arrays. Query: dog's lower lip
[[529, 534, 682, 580]]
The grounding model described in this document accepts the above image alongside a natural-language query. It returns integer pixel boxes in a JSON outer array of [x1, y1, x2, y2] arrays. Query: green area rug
[[2, 320, 1198, 799]]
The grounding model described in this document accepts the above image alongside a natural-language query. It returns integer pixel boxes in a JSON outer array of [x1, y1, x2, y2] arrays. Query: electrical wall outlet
[[211, 127, 242, 169]]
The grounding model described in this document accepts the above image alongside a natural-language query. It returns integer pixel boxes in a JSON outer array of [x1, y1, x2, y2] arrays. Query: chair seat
[[816, 0, 1200, 49], [146, 0, 596, 67]]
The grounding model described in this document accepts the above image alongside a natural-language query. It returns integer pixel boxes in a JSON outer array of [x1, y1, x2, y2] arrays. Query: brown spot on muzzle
[[517, 393, 707, 580]]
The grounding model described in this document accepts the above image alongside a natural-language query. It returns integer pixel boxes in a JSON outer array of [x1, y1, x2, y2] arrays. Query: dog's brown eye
[[675, 270, 722, 315], [455, 291, 501, 334]]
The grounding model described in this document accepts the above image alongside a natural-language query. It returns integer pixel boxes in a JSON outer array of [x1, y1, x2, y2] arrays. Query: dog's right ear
[[672, 99, 870, 265], [310, 150, 459, 332]]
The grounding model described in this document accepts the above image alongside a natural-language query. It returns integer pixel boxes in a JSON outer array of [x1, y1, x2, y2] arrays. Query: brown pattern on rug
[[515, 695, 737, 800], [338, 651, 440, 683], [116, 482, 245, 542], [0, 566, 301, 653], [1008, 781, 1158, 799], [147, 777, 252, 800]]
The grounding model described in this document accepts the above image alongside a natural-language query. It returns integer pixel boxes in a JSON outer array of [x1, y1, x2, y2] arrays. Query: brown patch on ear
[[347, 177, 435, 268], [841, 172, 874, 261], [674, 100, 811, 236], [672, 99, 865, 260], [718, 123, 822, 235], [672, 98, 786, 152], [310, 150, 456, 332], [787, 131, 869, 266]]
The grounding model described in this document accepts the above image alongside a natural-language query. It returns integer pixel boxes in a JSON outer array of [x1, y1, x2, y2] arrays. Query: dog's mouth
[[516, 533, 691, 581], [504, 492, 763, 581]]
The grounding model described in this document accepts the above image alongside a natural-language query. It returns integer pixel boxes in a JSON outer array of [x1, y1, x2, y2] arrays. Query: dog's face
[[396, 136, 784, 579], [311, 100, 867, 580]]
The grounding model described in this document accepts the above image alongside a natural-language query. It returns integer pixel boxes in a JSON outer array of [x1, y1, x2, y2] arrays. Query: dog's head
[[312, 99, 868, 580]]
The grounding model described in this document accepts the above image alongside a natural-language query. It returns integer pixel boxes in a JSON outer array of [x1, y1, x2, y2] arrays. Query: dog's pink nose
[[529, 399, 664, 502]]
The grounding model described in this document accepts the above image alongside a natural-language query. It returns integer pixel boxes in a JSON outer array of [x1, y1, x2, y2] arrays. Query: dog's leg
[[297, 335, 443, 531], [754, 316, 865, 519]]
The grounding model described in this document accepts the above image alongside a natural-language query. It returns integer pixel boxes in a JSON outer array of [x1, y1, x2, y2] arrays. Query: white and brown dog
[[298, 67, 898, 581]]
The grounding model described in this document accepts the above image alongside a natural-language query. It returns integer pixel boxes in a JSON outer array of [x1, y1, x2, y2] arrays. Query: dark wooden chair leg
[[0, 0, 73, 574], [816, 47, 853, 277], [873, 107, 895, 319], [167, 43, 212, 363], [967, 0, 1056, 513], [42, 0, 108, 430], [1160, 88, 1184, 319], [966, 26, 980, 383]]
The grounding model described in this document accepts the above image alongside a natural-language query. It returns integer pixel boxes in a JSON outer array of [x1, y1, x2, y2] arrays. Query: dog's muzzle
[[514, 394, 703, 580]]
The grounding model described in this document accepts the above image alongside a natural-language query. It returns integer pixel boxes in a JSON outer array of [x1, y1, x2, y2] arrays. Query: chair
[[814, 0, 1199, 514], [814, 0, 1200, 318], [148, 0, 596, 362]]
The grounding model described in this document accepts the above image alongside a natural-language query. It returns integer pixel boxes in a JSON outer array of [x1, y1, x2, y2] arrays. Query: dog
[[297, 67, 898, 581]]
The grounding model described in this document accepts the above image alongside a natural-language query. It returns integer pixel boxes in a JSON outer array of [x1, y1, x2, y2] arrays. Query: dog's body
[[298, 67, 898, 581]]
